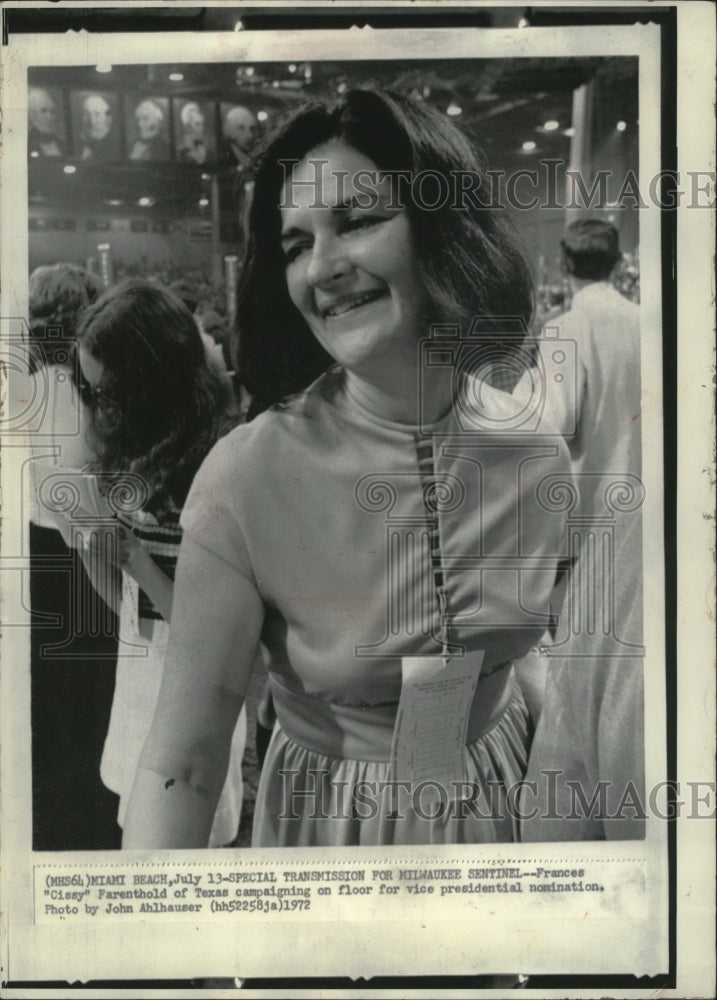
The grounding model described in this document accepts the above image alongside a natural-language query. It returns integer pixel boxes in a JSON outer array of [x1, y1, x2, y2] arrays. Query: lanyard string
[[415, 434, 452, 658]]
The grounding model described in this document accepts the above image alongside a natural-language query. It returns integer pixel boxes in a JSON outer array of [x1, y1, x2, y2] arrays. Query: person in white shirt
[[516, 220, 644, 841], [519, 220, 640, 502]]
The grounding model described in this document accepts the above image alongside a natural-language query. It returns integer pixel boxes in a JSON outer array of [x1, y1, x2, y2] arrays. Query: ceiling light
[[169, 72, 184, 82], [521, 140, 537, 152], [199, 197, 209, 208], [95, 63, 113, 74], [138, 197, 153, 207], [30, 150, 39, 158], [245, 67, 255, 77], [257, 110, 269, 122], [446, 102, 462, 117], [543, 120, 559, 131], [107, 199, 123, 206], [288, 64, 297, 73], [201, 173, 211, 181], [564, 127, 576, 137], [616, 120, 627, 132], [63, 164, 77, 174]]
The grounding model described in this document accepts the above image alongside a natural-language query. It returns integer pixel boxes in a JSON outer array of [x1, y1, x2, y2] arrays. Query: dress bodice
[[182, 373, 570, 707]]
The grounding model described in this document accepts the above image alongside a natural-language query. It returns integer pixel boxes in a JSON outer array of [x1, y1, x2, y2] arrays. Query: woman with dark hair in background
[[123, 89, 570, 850], [77, 279, 247, 846]]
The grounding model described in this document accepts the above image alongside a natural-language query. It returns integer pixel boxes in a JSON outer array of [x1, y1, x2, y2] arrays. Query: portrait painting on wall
[[172, 99, 216, 165], [69, 90, 122, 162], [28, 86, 67, 158], [125, 95, 171, 162], [218, 102, 258, 169]]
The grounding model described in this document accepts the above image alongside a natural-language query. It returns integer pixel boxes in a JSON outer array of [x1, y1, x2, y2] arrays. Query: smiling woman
[[239, 88, 533, 418], [280, 141, 429, 393], [122, 89, 570, 852]]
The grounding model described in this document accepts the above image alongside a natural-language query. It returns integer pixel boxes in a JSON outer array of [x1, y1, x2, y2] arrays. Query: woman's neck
[[343, 364, 454, 426]]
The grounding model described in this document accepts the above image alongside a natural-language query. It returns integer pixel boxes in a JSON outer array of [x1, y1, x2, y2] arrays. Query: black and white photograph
[[27, 54, 648, 855], [0, 3, 714, 996]]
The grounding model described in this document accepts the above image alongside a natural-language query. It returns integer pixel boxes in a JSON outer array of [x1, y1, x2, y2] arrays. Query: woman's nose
[[306, 235, 352, 288]]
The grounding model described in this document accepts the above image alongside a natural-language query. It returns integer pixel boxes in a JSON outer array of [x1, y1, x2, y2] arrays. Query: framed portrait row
[[28, 86, 256, 166]]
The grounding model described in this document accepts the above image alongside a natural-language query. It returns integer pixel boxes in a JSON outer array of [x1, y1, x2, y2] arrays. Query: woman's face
[[279, 140, 428, 377]]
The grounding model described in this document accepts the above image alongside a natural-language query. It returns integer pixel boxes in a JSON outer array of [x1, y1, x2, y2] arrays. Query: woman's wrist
[[120, 539, 174, 621], [121, 539, 154, 585]]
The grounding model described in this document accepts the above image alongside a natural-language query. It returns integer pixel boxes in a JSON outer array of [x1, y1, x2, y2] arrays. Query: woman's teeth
[[323, 291, 385, 317]]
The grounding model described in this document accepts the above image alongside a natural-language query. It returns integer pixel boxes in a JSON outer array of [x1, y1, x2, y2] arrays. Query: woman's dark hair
[[28, 263, 103, 370], [76, 279, 237, 514], [237, 88, 533, 412], [560, 219, 622, 281]]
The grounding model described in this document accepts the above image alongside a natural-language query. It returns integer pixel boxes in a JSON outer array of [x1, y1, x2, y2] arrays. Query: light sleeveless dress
[[181, 371, 570, 847]]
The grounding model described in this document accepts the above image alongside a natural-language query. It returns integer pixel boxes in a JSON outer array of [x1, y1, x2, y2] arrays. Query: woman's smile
[[317, 288, 388, 320]]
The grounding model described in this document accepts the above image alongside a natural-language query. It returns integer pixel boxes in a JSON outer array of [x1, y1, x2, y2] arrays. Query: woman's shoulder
[[181, 382, 337, 557], [195, 380, 332, 479], [458, 374, 570, 475], [457, 374, 533, 432], [460, 373, 564, 433]]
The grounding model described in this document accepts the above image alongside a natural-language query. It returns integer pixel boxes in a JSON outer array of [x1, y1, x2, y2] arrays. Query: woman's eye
[[283, 242, 310, 263], [341, 215, 385, 234], [282, 216, 388, 262]]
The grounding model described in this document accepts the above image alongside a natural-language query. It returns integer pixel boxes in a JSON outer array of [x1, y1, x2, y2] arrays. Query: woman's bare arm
[[78, 530, 122, 616], [122, 535, 264, 849], [79, 525, 175, 621], [116, 527, 174, 621]]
